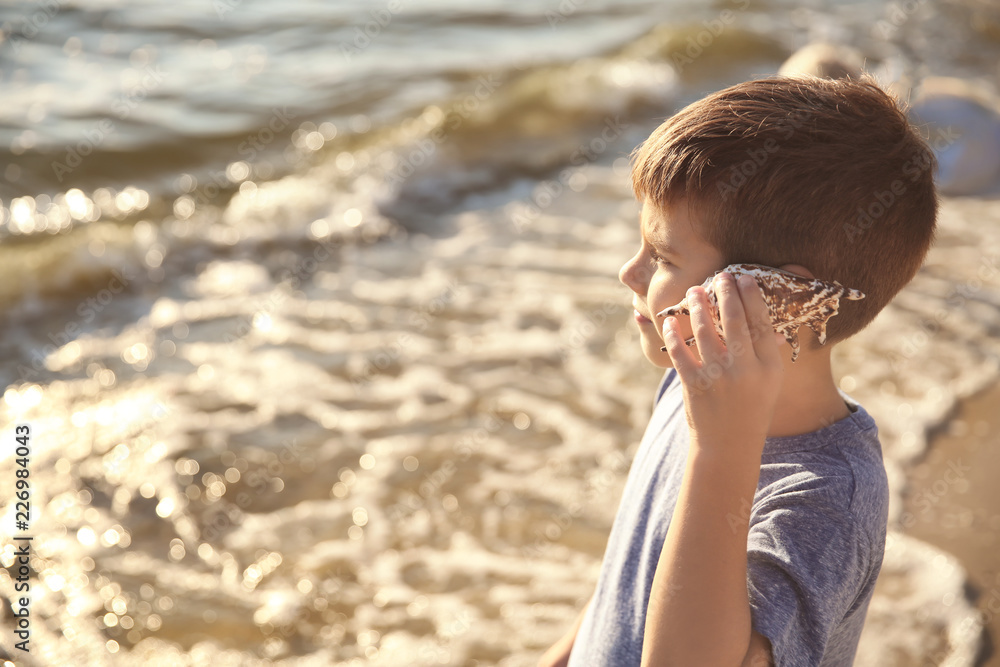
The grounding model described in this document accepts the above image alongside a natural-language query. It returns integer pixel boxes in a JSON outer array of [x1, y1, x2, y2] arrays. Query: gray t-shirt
[[567, 369, 889, 667]]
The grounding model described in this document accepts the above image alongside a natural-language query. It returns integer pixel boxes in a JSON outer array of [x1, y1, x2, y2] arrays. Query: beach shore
[[901, 381, 1000, 667]]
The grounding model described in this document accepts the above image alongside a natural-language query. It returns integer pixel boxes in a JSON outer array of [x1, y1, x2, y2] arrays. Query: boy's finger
[[737, 274, 781, 363], [715, 272, 752, 350], [687, 286, 726, 362], [661, 315, 699, 378]]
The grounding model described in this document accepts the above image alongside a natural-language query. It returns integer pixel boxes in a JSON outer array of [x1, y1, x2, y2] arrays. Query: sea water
[[1, 0, 999, 664]]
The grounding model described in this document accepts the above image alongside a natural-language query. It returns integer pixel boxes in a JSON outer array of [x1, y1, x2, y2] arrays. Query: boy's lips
[[633, 307, 653, 323]]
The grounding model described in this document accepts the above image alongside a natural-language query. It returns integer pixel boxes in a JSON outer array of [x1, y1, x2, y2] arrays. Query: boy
[[539, 73, 938, 666]]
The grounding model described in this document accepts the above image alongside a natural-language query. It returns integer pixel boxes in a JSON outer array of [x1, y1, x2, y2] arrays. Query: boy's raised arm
[[641, 273, 782, 667]]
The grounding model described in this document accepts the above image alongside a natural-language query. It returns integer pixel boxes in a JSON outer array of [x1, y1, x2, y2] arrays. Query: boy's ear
[[778, 263, 815, 279]]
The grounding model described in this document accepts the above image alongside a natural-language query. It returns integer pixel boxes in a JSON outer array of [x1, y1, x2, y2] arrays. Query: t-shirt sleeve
[[746, 477, 871, 667], [652, 369, 677, 408]]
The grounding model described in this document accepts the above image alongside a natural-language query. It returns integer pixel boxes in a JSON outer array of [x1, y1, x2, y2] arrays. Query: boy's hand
[[661, 272, 785, 454]]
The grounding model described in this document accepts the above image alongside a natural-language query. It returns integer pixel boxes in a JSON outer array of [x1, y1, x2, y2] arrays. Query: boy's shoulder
[[653, 367, 888, 524], [753, 393, 890, 552]]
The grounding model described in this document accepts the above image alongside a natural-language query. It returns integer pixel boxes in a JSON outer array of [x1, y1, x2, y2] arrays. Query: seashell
[[656, 263, 865, 362]]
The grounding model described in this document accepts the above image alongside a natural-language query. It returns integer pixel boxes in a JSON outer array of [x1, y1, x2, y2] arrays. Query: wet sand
[[901, 381, 1000, 667]]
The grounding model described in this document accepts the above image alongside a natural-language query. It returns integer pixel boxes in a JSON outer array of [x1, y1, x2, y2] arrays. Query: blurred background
[[1, 0, 1000, 665]]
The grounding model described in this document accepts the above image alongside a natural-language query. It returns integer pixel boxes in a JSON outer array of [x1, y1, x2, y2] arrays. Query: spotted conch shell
[[656, 263, 865, 362]]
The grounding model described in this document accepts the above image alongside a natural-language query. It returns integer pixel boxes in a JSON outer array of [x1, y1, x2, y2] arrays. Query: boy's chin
[[640, 330, 701, 368], [641, 339, 674, 369]]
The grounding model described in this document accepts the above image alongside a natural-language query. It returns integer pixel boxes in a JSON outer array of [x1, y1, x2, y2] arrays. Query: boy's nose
[[619, 253, 646, 293], [618, 259, 633, 291]]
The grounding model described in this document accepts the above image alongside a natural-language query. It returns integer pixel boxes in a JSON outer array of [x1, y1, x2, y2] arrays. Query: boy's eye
[[648, 249, 672, 266]]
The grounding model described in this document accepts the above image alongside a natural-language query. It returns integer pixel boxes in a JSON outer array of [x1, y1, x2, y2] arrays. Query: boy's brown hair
[[631, 73, 939, 348]]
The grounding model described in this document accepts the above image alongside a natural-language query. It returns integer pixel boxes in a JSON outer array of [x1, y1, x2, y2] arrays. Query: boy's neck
[[767, 344, 851, 439]]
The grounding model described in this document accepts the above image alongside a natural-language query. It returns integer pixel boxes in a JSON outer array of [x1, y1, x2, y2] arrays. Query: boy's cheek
[[639, 314, 693, 347], [656, 351, 675, 369], [637, 327, 676, 368], [644, 339, 674, 368]]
